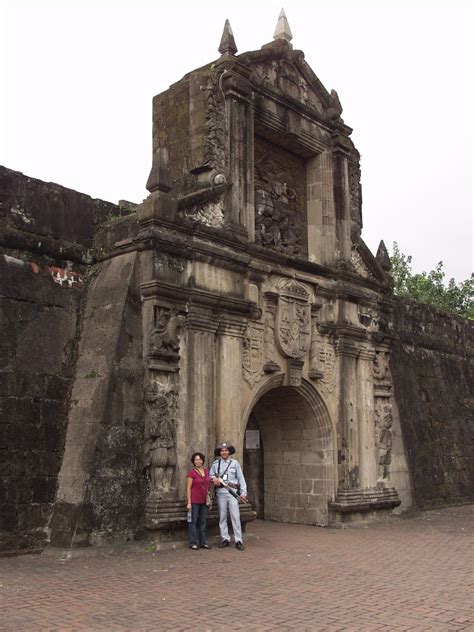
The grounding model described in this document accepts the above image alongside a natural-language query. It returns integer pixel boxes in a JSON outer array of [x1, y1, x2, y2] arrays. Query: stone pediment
[[240, 41, 338, 122]]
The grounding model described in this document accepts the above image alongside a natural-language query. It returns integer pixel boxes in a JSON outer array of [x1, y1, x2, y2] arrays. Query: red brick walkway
[[1, 506, 473, 631]]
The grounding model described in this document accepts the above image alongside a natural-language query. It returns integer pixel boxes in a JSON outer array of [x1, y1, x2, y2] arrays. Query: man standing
[[209, 442, 248, 550]]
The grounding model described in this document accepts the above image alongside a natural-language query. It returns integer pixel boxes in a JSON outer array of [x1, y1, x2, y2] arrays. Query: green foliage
[[390, 242, 473, 319]]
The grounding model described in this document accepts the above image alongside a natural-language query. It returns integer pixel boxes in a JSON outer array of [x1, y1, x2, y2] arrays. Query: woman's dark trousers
[[188, 503, 208, 546]]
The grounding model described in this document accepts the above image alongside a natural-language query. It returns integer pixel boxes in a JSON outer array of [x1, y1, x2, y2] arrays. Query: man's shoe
[[200, 544, 211, 549], [218, 540, 230, 548], [235, 541, 244, 551]]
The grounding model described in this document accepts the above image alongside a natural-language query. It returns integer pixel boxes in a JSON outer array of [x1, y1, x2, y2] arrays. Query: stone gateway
[[1, 13, 472, 553]]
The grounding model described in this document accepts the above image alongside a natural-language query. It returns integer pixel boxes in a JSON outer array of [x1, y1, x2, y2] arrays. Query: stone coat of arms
[[276, 280, 311, 359]]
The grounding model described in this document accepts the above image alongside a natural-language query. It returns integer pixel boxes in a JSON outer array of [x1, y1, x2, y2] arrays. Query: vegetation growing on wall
[[390, 242, 473, 319]]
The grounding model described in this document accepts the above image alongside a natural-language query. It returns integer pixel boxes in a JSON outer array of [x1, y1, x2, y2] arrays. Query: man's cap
[[214, 442, 236, 456]]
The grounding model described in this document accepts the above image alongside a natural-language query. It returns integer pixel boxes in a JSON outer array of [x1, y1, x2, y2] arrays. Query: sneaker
[[235, 541, 244, 551], [218, 540, 230, 548], [200, 544, 211, 549], [190, 544, 199, 550]]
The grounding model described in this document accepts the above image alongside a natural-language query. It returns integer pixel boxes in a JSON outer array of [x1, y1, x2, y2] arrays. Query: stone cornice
[[141, 280, 259, 320], [103, 219, 391, 297]]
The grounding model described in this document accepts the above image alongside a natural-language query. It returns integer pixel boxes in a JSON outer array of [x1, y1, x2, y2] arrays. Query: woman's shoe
[[190, 544, 199, 550], [200, 544, 211, 549]]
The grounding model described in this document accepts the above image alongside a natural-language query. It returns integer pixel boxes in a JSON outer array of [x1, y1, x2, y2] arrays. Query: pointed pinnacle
[[218, 19, 237, 56], [273, 8, 293, 42], [376, 240, 392, 272], [146, 147, 172, 194]]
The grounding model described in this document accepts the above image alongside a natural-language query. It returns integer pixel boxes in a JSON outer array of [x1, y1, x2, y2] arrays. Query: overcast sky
[[1, 0, 472, 281]]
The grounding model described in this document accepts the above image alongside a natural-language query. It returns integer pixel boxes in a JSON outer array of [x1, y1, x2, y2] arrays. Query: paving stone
[[0, 506, 472, 631]]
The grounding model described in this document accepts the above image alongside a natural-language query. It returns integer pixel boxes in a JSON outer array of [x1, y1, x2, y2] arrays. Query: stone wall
[[0, 256, 82, 552], [49, 252, 145, 548], [0, 166, 128, 553], [390, 299, 474, 508]]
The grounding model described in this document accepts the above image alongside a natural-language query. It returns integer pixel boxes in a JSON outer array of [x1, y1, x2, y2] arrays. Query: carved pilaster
[[242, 322, 265, 388], [374, 398, 393, 482], [217, 316, 247, 338], [373, 344, 394, 482], [263, 291, 280, 373], [143, 376, 179, 503], [186, 308, 219, 334], [373, 347, 392, 397], [218, 65, 253, 235], [332, 131, 352, 261], [357, 345, 377, 488], [309, 302, 323, 379]]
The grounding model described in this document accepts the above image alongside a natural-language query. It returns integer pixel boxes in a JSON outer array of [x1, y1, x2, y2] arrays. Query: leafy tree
[[390, 242, 473, 319]]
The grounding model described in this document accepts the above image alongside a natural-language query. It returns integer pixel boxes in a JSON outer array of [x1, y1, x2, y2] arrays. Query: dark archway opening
[[244, 384, 334, 526]]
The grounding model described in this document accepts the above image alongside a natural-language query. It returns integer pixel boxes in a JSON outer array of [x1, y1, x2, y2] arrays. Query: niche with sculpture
[[254, 136, 307, 256]]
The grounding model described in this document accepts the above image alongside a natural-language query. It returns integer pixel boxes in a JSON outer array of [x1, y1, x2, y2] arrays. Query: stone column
[[335, 337, 360, 488], [309, 302, 323, 379], [357, 346, 378, 488], [331, 132, 353, 262], [306, 150, 336, 266], [219, 67, 253, 237], [215, 316, 247, 453], [184, 308, 219, 469]]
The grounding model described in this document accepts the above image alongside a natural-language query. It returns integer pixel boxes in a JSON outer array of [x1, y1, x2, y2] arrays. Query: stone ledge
[[145, 500, 257, 532], [329, 486, 401, 515]]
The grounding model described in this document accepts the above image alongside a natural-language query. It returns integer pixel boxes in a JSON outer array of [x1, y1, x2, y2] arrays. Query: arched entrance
[[244, 380, 335, 526]]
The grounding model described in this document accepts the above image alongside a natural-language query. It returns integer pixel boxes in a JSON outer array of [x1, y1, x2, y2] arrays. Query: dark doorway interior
[[243, 412, 264, 518]]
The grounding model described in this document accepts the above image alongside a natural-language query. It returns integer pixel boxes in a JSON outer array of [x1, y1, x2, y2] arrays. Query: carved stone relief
[[348, 151, 362, 227], [358, 306, 379, 332], [242, 323, 265, 388], [149, 307, 185, 364], [276, 279, 311, 359], [373, 350, 391, 390], [180, 197, 224, 228], [154, 253, 186, 275], [287, 358, 305, 387], [350, 248, 376, 281], [374, 398, 393, 481], [316, 338, 337, 397], [250, 60, 323, 114], [143, 380, 178, 497], [254, 136, 306, 256], [263, 292, 280, 373], [203, 74, 225, 172]]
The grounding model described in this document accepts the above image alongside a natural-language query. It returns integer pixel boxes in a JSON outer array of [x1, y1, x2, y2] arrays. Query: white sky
[[1, 0, 472, 281]]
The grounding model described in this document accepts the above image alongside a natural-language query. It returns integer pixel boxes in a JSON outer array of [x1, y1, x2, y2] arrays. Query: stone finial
[[376, 240, 392, 272], [329, 90, 343, 116], [218, 19, 237, 56], [273, 9, 293, 42], [146, 147, 172, 194]]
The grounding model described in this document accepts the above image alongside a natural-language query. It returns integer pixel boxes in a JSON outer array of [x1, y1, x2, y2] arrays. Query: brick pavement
[[0, 505, 473, 631]]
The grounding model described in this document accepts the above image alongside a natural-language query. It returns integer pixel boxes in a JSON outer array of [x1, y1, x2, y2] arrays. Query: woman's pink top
[[187, 468, 211, 504]]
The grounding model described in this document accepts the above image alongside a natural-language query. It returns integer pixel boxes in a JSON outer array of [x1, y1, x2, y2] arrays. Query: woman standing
[[186, 452, 211, 550]]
